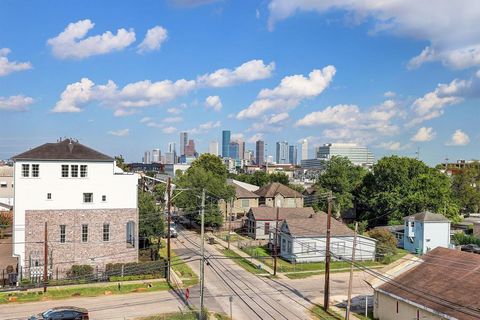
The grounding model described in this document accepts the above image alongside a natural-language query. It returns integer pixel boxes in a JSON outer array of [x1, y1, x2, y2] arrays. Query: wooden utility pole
[[345, 222, 358, 320], [323, 191, 333, 311], [199, 189, 206, 319], [228, 198, 233, 250], [43, 221, 48, 293], [166, 177, 172, 283], [273, 205, 279, 276]]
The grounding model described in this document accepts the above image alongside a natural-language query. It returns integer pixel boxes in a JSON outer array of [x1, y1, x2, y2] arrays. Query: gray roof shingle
[[284, 213, 355, 237], [254, 182, 304, 198], [404, 211, 450, 222], [12, 139, 114, 162], [249, 207, 315, 221]]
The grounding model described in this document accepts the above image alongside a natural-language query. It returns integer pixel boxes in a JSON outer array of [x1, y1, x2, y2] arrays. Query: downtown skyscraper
[[256, 140, 265, 166], [222, 130, 230, 158]]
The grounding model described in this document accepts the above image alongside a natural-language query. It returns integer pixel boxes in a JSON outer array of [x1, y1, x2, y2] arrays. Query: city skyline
[[1, 1, 479, 166]]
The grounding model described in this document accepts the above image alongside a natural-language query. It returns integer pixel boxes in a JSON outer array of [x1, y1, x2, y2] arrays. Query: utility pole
[[273, 205, 279, 276], [43, 221, 48, 293], [166, 177, 172, 283], [199, 188, 206, 319], [228, 198, 233, 250], [324, 191, 333, 311], [345, 222, 358, 320]]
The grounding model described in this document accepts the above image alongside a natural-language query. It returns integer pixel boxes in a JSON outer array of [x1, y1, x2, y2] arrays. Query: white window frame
[[22, 164, 30, 177], [32, 164, 39, 177], [83, 193, 93, 203], [103, 223, 110, 242], [82, 224, 88, 242], [80, 165, 88, 178], [61, 165, 69, 178], [60, 225, 66, 243], [71, 165, 78, 178]]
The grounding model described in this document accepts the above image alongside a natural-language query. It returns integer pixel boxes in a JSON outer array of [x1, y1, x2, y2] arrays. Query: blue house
[[403, 211, 451, 254]]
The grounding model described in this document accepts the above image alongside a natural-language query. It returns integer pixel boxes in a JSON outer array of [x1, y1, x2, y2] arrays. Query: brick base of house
[[24, 208, 138, 276]]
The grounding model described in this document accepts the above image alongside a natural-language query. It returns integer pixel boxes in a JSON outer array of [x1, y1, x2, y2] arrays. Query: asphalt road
[[0, 229, 373, 320], [174, 229, 373, 320]]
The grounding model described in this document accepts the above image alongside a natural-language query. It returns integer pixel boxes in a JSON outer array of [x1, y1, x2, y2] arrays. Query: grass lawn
[[215, 231, 249, 243], [0, 281, 170, 304], [310, 305, 344, 320], [221, 249, 268, 274], [353, 311, 375, 320], [159, 240, 197, 279]]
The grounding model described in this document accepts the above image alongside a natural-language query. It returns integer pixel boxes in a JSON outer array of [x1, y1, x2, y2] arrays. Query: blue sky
[[0, 0, 479, 165]]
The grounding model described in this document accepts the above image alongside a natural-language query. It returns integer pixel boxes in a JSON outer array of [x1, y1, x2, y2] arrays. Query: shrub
[[105, 260, 166, 279], [66, 264, 94, 280], [367, 228, 397, 262], [452, 232, 480, 246]]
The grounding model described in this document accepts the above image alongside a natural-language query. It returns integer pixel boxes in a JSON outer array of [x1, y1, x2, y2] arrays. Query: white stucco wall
[[13, 160, 138, 267]]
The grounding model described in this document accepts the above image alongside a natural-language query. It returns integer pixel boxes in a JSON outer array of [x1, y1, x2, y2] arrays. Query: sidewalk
[[210, 233, 289, 279]]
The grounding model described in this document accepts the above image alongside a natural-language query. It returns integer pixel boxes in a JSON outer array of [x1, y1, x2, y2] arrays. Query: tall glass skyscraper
[[179, 132, 188, 157], [289, 145, 298, 165], [229, 142, 239, 160], [276, 141, 289, 164], [222, 130, 230, 158], [256, 140, 265, 165]]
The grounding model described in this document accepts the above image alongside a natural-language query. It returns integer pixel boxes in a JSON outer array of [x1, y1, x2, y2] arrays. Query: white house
[[279, 214, 377, 263], [0, 166, 14, 209], [403, 211, 450, 254], [246, 207, 315, 240], [12, 139, 139, 276]]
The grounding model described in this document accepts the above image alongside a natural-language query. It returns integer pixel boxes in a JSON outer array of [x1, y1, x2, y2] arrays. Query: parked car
[[461, 244, 480, 254], [29, 306, 89, 320], [169, 226, 178, 238]]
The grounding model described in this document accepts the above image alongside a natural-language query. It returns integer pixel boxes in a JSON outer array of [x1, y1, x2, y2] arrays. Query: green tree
[[190, 153, 227, 177], [138, 190, 165, 240], [451, 163, 480, 213], [357, 156, 460, 225], [115, 155, 130, 172], [367, 228, 397, 263], [315, 156, 367, 216], [269, 172, 289, 185], [173, 160, 234, 228]]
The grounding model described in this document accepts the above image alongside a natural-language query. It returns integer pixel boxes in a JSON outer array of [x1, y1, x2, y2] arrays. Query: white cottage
[[403, 211, 450, 254], [279, 214, 377, 263], [12, 139, 139, 275]]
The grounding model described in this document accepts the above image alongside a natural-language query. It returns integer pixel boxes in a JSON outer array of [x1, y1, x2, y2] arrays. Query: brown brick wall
[[25, 208, 138, 274]]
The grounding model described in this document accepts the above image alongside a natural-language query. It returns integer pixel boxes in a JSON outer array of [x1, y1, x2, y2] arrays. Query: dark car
[[461, 244, 480, 254], [29, 306, 89, 320]]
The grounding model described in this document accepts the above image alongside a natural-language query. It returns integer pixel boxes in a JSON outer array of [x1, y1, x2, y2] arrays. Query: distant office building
[[301, 158, 327, 170], [152, 149, 160, 163], [244, 150, 254, 162], [165, 152, 175, 164], [168, 142, 177, 164], [276, 141, 289, 164], [222, 130, 231, 158], [229, 142, 239, 160], [179, 132, 188, 157], [184, 139, 198, 157], [209, 141, 219, 156], [316, 143, 374, 167], [143, 151, 151, 164], [238, 140, 245, 160], [256, 140, 265, 166], [301, 139, 308, 161], [289, 145, 298, 165], [267, 155, 273, 164]]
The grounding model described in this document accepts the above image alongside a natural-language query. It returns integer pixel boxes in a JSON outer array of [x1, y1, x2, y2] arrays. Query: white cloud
[[378, 141, 410, 151], [52, 60, 273, 114], [384, 91, 396, 98], [411, 127, 436, 142], [205, 95, 222, 111], [140, 117, 152, 123], [247, 133, 264, 143], [237, 65, 336, 119], [0, 48, 32, 77], [47, 19, 136, 59], [256, 9, 260, 19], [163, 116, 183, 123], [137, 26, 168, 53], [0, 95, 35, 111], [231, 133, 245, 141], [267, 112, 289, 124], [162, 126, 177, 134], [108, 129, 130, 137], [198, 59, 275, 88], [296, 100, 403, 144], [167, 103, 187, 114], [113, 109, 138, 117], [267, 0, 480, 69], [446, 129, 470, 146], [188, 121, 221, 134], [408, 76, 480, 126]]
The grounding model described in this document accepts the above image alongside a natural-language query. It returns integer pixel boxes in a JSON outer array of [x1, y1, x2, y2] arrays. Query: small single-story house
[[374, 247, 480, 320], [279, 214, 376, 263], [219, 180, 260, 219], [246, 207, 315, 240], [403, 211, 451, 254], [254, 182, 304, 208]]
